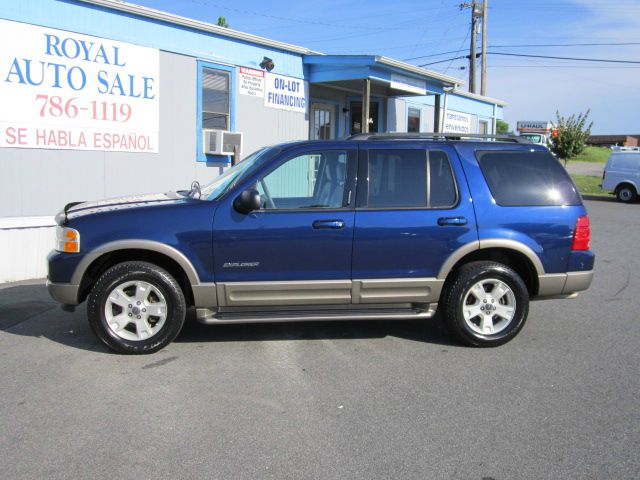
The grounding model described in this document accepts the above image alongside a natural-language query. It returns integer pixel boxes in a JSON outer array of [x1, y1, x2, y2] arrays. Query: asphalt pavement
[[564, 160, 605, 177], [1, 198, 638, 479]]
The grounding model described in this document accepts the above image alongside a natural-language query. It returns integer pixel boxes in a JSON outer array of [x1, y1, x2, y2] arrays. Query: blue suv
[[47, 134, 594, 354]]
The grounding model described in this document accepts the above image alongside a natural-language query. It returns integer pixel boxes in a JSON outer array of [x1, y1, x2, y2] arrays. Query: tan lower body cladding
[[214, 278, 445, 307]]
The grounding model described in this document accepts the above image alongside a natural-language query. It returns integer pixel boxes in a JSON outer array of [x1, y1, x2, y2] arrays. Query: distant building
[[587, 135, 640, 148]]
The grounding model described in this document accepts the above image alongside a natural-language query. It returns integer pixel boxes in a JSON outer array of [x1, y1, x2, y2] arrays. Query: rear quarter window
[[609, 153, 640, 170], [477, 151, 581, 206]]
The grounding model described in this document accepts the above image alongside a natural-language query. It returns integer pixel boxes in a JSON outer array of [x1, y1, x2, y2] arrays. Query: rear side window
[[609, 153, 640, 170], [477, 151, 581, 206], [367, 149, 457, 208]]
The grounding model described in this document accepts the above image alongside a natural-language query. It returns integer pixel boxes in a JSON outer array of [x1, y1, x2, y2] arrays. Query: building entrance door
[[310, 103, 336, 140], [349, 101, 379, 135]]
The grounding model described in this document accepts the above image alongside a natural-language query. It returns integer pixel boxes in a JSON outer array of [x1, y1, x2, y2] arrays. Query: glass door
[[349, 102, 379, 135], [310, 103, 336, 140]]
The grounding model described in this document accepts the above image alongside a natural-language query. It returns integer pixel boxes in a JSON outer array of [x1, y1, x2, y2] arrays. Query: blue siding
[[399, 93, 504, 120], [446, 94, 496, 118]]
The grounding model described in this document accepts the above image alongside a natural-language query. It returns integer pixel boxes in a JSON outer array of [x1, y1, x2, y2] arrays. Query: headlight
[[56, 226, 80, 253]]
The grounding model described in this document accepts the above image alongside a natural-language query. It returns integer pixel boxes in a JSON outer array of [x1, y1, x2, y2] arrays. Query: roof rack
[[347, 133, 531, 143]]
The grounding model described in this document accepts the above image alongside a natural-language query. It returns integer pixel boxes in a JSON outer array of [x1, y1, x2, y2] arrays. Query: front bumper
[[46, 280, 80, 305]]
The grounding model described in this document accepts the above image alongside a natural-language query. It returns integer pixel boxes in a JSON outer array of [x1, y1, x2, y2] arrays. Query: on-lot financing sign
[[443, 110, 472, 134], [264, 72, 307, 114], [0, 19, 159, 152]]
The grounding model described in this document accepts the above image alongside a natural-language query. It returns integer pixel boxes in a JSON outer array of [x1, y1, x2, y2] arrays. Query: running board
[[195, 303, 438, 324]]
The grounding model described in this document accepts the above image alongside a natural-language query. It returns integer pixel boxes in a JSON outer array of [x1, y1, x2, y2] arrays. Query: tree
[[217, 16, 229, 28], [551, 110, 593, 163], [496, 119, 509, 134]]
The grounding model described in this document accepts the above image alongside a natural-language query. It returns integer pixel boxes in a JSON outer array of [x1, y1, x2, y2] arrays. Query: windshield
[[200, 147, 276, 200], [522, 134, 543, 144]]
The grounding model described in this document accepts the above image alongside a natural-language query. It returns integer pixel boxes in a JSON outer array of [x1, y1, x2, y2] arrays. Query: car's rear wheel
[[616, 184, 637, 203], [441, 261, 529, 347], [87, 261, 186, 354]]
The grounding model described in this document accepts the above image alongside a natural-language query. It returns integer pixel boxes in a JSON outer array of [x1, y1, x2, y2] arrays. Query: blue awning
[[304, 55, 464, 96]]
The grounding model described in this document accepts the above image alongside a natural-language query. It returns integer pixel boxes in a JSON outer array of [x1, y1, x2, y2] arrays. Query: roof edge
[[377, 56, 464, 86], [76, 0, 316, 55], [450, 88, 507, 106]]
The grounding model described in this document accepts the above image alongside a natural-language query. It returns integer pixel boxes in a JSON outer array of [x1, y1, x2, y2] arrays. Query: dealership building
[[0, 0, 506, 282]]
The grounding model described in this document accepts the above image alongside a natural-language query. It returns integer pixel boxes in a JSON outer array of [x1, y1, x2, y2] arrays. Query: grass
[[571, 174, 610, 197], [571, 146, 610, 164]]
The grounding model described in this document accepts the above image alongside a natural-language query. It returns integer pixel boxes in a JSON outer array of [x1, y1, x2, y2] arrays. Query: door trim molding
[[214, 278, 443, 307], [216, 280, 352, 307], [352, 278, 443, 304]]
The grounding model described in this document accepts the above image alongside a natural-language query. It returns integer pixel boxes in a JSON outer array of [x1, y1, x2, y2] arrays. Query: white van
[[601, 150, 640, 203]]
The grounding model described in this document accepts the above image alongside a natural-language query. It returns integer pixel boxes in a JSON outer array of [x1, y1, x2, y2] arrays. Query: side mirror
[[233, 189, 262, 214]]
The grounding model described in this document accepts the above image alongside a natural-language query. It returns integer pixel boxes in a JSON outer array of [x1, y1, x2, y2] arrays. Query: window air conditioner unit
[[202, 129, 243, 156]]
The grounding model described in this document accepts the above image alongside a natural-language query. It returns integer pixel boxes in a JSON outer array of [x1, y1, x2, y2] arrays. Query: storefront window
[[408, 107, 421, 133], [202, 67, 230, 130]]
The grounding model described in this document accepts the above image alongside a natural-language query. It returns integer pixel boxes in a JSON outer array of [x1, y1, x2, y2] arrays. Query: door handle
[[437, 216, 468, 226], [312, 220, 345, 229]]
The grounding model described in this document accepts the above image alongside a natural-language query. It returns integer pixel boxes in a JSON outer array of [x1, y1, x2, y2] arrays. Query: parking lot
[[0, 197, 638, 479]]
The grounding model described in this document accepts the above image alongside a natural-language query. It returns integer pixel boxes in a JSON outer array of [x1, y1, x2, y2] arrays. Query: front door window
[[256, 150, 348, 209]]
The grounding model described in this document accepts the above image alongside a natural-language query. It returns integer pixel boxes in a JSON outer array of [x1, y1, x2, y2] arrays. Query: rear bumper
[[535, 270, 594, 299], [46, 280, 80, 305]]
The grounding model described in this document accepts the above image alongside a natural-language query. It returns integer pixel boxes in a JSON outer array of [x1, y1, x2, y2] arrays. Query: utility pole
[[481, 0, 488, 96], [469, 1, 477, 94], [461, 1, 483, 94]]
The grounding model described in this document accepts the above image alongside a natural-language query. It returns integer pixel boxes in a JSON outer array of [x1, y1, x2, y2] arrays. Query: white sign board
[[238, 66, 264, 98], [264, 73, 307, 114], [390, 73, 426, 95], [516, 120, 553, 132], [0, 19, 159, 152], [443, 110, 472, 134]]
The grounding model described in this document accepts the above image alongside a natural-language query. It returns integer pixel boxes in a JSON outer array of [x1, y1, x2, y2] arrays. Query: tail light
[[571, 215, 590, 251]]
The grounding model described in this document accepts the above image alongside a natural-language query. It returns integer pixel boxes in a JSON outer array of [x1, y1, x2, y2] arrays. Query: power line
[[489, 52, 640, 64], [443, 23, 471, 75], [420, 55, 469, 67], [187, 0, 457, 33], [403, 42, 640, 62], [488, 65, 640, 69], [491, 41, 640, 48], [298, 11, 463, 44], [418, 52, 640, 67]]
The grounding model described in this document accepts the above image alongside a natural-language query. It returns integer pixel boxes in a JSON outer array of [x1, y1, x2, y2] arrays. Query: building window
[[201, 67, 230, 130], [197, 61, 235, 162], [479, 119, 489, 135], [407, 107, 421, 133]]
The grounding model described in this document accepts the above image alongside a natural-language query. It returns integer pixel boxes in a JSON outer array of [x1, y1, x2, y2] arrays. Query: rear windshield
[[477, 151, 581, 206]]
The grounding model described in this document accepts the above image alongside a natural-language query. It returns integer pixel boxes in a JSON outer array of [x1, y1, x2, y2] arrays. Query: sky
[[134, 0, 640, 134]]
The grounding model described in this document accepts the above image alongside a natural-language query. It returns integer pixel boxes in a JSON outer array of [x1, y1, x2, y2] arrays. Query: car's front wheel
[[441, 261, 529, 347], [87, 261, 186, 354]]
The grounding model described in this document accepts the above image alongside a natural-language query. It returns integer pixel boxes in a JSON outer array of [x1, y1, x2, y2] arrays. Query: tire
[[441, 261, 529, 347], [616, 185, 637, 203], [87, 261, 186, 354]]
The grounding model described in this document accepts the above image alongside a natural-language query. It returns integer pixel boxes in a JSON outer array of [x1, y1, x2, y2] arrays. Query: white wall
[[0, 218, 55, 282]]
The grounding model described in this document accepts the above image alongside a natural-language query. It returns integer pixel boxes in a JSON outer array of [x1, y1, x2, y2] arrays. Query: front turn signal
[[56, 226, 80, 253]]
